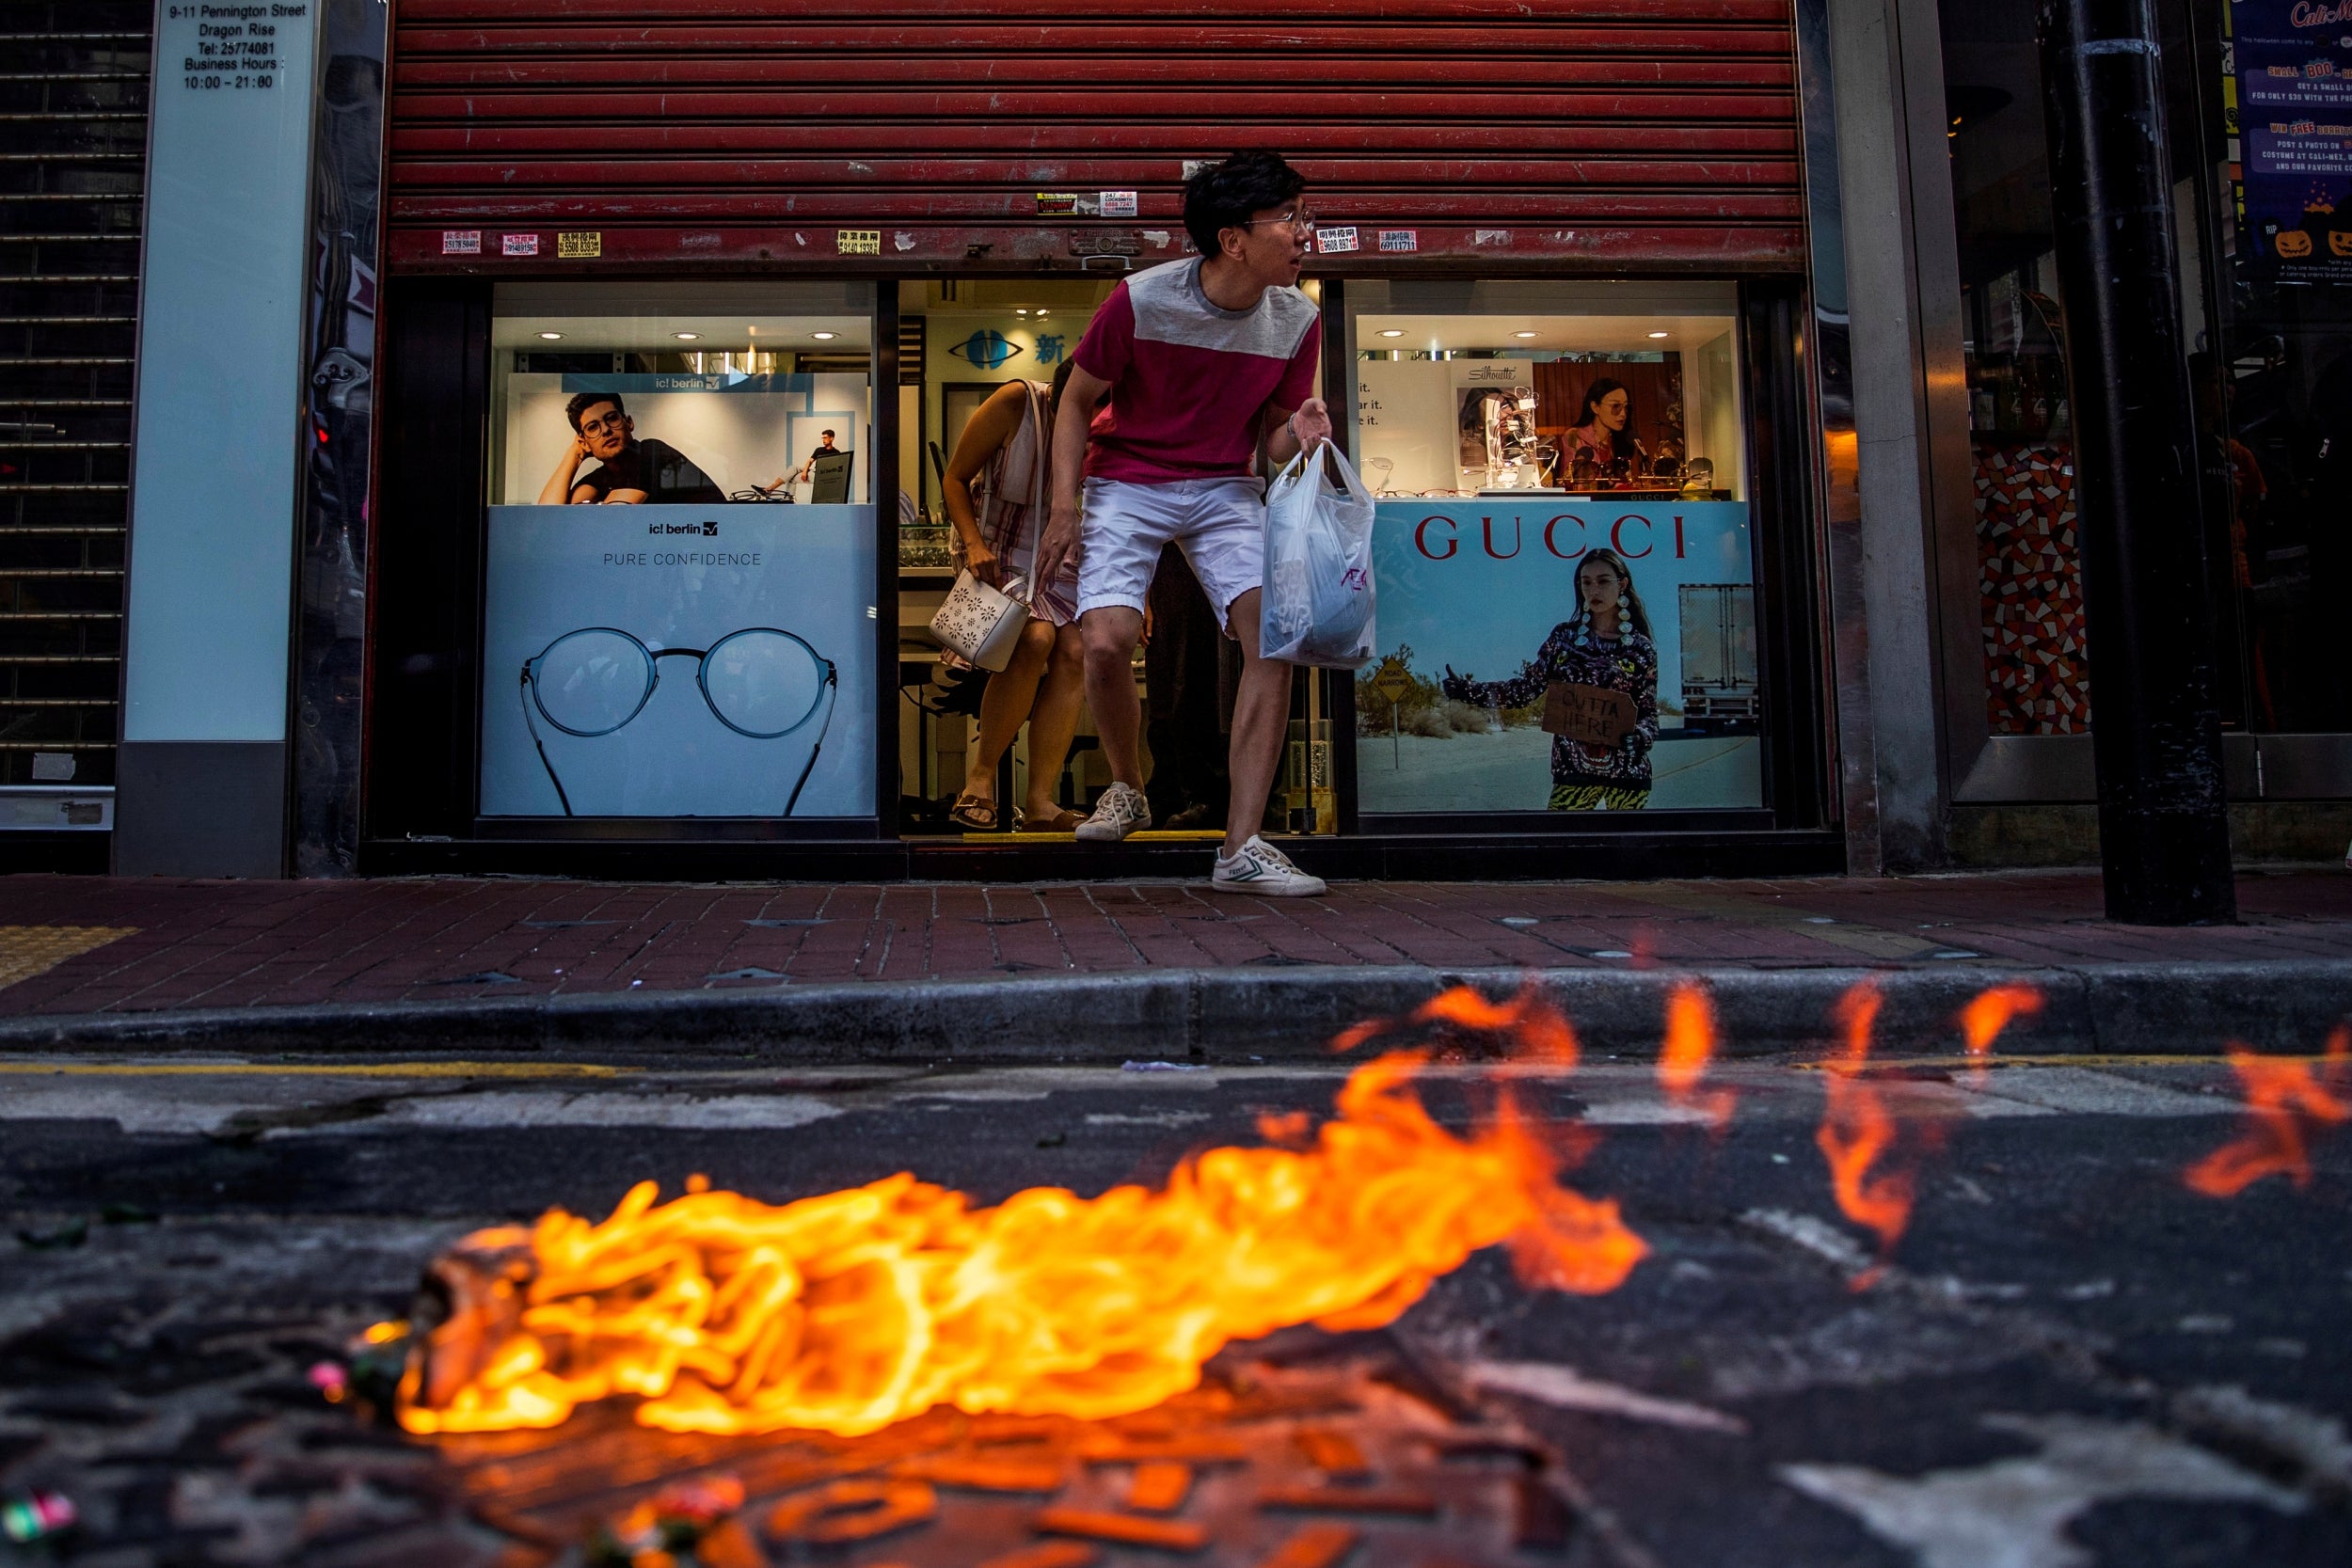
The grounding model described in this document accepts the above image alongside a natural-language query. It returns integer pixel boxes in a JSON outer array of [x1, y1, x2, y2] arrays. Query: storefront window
[[476, 282, 877, 819], [1944, 0, 2352, 741], [1940, 0, 2091, 737], [2205, 0, 2352, 732], [1345, 281, 1761, 817]]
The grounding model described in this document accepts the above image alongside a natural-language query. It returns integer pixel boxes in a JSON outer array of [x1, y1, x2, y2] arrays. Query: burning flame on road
[[386, 976, 2247, 1444], [1658, 981, 1735, 1129], [2184, 1026, 2350, 1197], [1815, 981, 1916, 1281], [1813, 982, 2041, 1274], [1959, 984, 2042, 1061], [1367, 982, 1581, 1064], [394, 1046, 1645, 1440]]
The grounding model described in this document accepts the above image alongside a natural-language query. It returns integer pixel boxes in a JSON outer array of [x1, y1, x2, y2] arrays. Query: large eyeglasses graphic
[[520, 627, 838, 816]]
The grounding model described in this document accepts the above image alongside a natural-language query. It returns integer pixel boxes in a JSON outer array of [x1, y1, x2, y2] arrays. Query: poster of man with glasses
[[536, 391, 727, 506]]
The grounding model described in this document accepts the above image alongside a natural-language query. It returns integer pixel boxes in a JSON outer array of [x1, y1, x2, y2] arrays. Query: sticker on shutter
[[836, 230, 882, 255], [1315, 226, 1360, 254]]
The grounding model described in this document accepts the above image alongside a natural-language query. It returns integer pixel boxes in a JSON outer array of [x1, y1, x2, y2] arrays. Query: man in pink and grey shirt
[[1031, 151, 1334, 895]]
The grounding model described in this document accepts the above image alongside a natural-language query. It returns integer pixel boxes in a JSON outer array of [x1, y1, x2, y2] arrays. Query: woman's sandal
[[948, 794, 997, 831], [1014, 806, 1084, 832]]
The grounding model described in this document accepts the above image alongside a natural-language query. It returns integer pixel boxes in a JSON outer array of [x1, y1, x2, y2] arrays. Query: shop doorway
[[892, 277, 1339, 848]]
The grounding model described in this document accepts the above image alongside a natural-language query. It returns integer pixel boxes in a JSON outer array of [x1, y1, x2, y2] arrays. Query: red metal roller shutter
[[385, 0, 1803, 273]]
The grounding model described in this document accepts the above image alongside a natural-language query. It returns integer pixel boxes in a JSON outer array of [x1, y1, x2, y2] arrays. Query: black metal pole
[[2034, 0, 2236, 924]]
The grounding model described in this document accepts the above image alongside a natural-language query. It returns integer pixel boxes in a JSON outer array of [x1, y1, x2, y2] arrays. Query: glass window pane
[[2204, 0, 2352, 733], [479, 281, 876, 819], [488, 280, 873, 506], [1347, 280, 1762, 817], [1941, 0, 2090, 738]]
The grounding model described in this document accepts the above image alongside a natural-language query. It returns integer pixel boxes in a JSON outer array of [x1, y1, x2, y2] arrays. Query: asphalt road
[[1, 1049, 2346, 1566]]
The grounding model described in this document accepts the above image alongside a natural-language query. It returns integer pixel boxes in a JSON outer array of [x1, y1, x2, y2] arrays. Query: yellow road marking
[[1792, 1053, 2297, 1070], [0, 1060, 628, 1079], [960, 830, 1227, 843], [0, 925, 135, 990]]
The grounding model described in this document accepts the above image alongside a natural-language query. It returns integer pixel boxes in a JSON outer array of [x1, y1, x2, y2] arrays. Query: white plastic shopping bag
[[1260, 443, 1377, 669]]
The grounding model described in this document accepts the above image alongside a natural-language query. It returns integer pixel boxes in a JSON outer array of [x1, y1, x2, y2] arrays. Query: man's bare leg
[[1220, 587, 1295, 857], [1079, 606, 1148, 786]]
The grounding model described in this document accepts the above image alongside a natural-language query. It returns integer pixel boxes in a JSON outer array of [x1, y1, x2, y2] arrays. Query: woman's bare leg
[[961, 619, 1055, 802], [1021, 623, 1088, 819]]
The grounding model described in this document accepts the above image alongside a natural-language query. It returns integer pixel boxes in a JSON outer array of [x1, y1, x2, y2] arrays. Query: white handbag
[[930, 570, 1030, 672]]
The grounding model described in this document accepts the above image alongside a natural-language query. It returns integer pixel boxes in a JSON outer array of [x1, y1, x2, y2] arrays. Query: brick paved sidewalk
[[0, 867, 2345, 1022]]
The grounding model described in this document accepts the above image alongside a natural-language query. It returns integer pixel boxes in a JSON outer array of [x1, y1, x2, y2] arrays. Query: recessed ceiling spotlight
[[536, 331, 564, 341], [1036, 309, 1049, 318], [811, 331, 838, 341], [1378, 329, 1405, 339], [1647, 331, 1671, 339], [1513, 330, 1537, 339], [673, 331, 701, 341], [1016, 309, 1030, 316]]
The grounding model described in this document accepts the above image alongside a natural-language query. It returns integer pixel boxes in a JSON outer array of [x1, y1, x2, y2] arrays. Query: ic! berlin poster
[[480, 506, 875, 818]]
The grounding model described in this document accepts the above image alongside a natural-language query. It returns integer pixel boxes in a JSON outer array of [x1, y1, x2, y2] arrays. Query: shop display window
[[1941, 0, 2352, 742], [2203, 0, 2352, 734], [476, 282, 878, 821], [489, 281, 874, 507], [1344, 281, 1761, 818], [1939, 0, 2090, 738]]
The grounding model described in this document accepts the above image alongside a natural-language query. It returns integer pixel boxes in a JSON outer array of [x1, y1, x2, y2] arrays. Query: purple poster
[[2233, 0, 2352, 281]]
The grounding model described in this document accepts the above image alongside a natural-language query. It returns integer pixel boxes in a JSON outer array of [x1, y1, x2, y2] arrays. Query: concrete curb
[[0, 959, 2345, 1061]]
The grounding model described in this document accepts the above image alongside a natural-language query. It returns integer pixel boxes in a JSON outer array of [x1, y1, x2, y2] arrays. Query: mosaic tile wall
[[1975, 441, 2090, 735]]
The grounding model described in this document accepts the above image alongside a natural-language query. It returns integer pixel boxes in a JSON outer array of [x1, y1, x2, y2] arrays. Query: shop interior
[[489, 281, 875, 508], [1346, 279, 1746, 500]]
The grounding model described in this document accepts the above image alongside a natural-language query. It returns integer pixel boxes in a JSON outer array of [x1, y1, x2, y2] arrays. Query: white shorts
[[1076, 475, 1265, 626]]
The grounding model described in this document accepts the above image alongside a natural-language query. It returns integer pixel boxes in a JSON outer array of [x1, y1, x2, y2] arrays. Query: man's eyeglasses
[[519, 626, 838, 816], [1244, 209, 1317, 234]]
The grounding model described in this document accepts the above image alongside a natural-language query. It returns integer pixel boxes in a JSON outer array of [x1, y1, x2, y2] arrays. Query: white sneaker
[[1212, 835, 1327, 896], [1075, 781, 1152, 843]]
